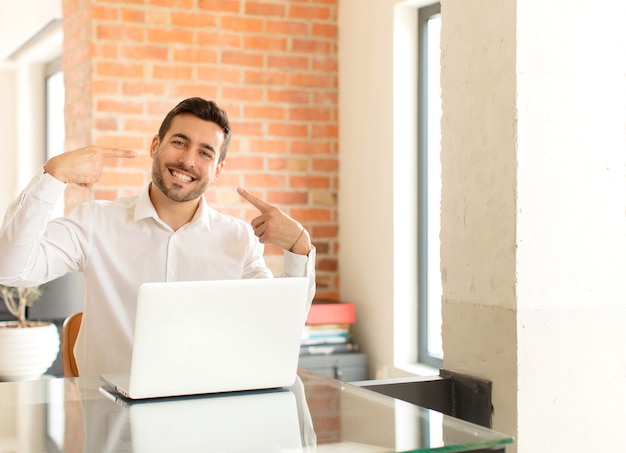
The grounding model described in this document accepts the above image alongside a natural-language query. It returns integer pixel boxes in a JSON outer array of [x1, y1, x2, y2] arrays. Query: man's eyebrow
[[171, 133, 216, 154], [171, 133, 189, 142]]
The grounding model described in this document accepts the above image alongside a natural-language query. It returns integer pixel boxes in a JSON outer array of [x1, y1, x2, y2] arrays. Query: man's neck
[[148, 184, 201, 231]]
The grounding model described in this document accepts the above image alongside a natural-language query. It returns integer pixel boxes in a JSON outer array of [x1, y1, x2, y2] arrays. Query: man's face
[[150, 113, 225, 203]]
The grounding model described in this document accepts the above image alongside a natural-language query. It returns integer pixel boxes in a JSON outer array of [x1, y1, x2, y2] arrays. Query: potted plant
[[0, 285, 60, 381]]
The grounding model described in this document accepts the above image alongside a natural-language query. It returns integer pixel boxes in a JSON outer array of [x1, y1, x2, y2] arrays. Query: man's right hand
[[43, 146, 137, 187]]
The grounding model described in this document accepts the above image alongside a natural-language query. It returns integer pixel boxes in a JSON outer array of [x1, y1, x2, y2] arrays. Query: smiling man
[[0, 97, 316, 376]]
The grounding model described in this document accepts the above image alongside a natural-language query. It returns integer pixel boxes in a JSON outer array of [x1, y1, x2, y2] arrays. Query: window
[[417, 3, 442, 368], [45, 57, 65, 217]]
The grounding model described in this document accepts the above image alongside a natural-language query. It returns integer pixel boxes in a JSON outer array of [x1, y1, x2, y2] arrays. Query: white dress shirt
[[0, 170, 316, 376]]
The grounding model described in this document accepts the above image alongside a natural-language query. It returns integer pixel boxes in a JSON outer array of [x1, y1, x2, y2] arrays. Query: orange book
[[306, 303, 355, 325]]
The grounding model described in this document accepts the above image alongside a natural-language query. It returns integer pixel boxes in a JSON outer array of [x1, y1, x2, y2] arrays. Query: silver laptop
[[100, 277, 309, 399]]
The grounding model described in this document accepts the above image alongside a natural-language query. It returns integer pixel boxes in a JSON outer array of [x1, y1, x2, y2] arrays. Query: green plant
[[0, 285, 42, 327]]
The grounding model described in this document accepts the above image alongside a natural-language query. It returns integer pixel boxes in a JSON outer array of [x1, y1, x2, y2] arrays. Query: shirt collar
[[134, 183, 211, 231]]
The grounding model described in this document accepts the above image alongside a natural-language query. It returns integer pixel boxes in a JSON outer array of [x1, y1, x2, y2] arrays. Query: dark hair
[[157, 97, 232, 163]]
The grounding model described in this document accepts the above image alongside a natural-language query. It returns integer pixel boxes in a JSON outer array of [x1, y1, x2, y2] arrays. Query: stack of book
[[300, 302, 360, 356]]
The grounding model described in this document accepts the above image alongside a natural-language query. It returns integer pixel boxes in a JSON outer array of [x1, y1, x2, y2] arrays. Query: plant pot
[[0, 321, 60, 381]]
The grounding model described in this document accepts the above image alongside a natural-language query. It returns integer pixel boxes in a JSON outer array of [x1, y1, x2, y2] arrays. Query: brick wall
[[62, 0, 339, 299]]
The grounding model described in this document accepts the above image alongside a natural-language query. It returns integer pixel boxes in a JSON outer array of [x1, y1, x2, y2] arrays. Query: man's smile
[[169, 168, 195, 183]]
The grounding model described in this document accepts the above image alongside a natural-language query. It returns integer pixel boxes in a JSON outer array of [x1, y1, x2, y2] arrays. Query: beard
[[151, 160, 210, 203]]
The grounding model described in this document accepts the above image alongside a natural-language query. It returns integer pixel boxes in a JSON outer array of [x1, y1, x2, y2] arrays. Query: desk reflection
[[0, 372, 512, 452], [0, 376, 316, 453]]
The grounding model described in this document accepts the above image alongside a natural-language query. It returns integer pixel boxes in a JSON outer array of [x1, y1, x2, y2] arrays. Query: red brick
[[147, 28, 193, 44], [198, 0, 240, 13], [243, 173, 287, 187], [121, 8, 144, 23], [289, 175, 330, 189], [313, 23, 337, 39], [266, 20, 309, 36], [120, 44, 169, 61], [244, 70, 287, 85], [172, 12, 217, 28], [223, 155, 265, 170], [290, 208, 331, 222], [197, 31, 241, 48], [171, 84, 219, 99], [230, 120, 265, 136], [96, 99, 144, 114], [312, 57, 338, 71], [290, 141, 332, 155], [244, 105, 286, 120], [313, 91, 338, 104], [245, 1, 286, 17], [288, 73, 333, 88], [123, 118, 161, 134], [96, 24, 145, 42], [173, 48, 218, 63], [91, 42, 118, 58], [94, 117, 119, 131], [289, 5, 330, 20], [289, 107, 331, 122], [91, 80, 120, 95], [268, 157, 308, 171], [292, 39, 330, 54], [267, 123, 308, 138], [92, 5, 119, 21], [220, 16, 264, 33], [312, 158, 338, 172], [311, 124, 338, 138], [222, 50, 264, 67], [151, 0, 195, 7], [153, 64, 193, 80], [244, 35, 287, 51], [197, 66, 241, 83], [267, 55, 308, 70], [248, 140, 287, 154], [95, 61, 145, 78], [267, 191, 308, 205], [122, 81, 167, 96], [312, 225, 339, 237], [222, 86, 264, 102], [267, 89, 309, 104], [94, 135, 145, 150]]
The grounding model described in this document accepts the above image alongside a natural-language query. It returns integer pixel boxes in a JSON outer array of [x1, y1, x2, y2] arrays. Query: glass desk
[[0, 369, 513, 452]]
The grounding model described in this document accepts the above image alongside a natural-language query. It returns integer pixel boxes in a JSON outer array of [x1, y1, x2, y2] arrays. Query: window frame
[[417, 2, 443, 369]]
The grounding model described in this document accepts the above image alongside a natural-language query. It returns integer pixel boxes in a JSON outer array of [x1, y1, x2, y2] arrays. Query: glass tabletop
[[0, 370, 513, 452]]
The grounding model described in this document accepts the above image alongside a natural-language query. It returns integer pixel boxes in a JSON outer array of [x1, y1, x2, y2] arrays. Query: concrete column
[[440, 0, 626, 451]]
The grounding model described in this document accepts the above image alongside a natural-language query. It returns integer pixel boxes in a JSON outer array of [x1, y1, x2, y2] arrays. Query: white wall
[[339, 0, 433, 380], [0, 0, 62, 215], [340, 0, 626, 451], [0, 69, 17, 215]]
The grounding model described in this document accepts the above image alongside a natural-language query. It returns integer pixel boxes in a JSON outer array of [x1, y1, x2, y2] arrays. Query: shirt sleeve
[[0, 168, 70, 285], [282, 246, 317, 310]]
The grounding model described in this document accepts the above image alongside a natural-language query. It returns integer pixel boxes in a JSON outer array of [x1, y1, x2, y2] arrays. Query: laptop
[[100, 277, 309, 400]]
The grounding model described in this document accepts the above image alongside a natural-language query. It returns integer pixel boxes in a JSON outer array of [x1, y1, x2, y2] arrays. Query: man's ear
[[149, 135, 159, 158], [212, 161, 225, 183]]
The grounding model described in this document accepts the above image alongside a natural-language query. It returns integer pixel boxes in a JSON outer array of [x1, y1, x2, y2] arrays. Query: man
[[0, 98, 315, 376]]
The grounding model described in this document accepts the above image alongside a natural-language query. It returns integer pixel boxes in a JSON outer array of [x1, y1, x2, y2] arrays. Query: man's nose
[[178, 147, 195, 167]]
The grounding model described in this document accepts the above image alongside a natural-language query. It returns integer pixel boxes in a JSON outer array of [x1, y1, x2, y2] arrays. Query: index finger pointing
[[237, 187, 271, 211], [102, 147, 137, 159]]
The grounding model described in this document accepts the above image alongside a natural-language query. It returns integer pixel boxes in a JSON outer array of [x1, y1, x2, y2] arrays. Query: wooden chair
[[61, 312, 83, 377]]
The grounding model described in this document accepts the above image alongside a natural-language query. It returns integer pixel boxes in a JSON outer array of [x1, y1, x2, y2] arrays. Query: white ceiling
[[0, 0, 62, 63]]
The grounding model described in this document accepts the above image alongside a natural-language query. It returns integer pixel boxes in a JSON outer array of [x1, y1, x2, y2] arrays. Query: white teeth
[[171, 170, 192, 182]]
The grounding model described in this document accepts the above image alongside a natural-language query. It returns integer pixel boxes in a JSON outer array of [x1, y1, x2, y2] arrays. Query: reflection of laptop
[[96, 387, 304, 452], [100, 277, 309, 400]]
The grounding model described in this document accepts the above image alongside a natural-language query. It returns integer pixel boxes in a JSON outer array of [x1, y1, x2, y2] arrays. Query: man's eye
[[173, 140, 186, 147], [200, 150, 213, 159]]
